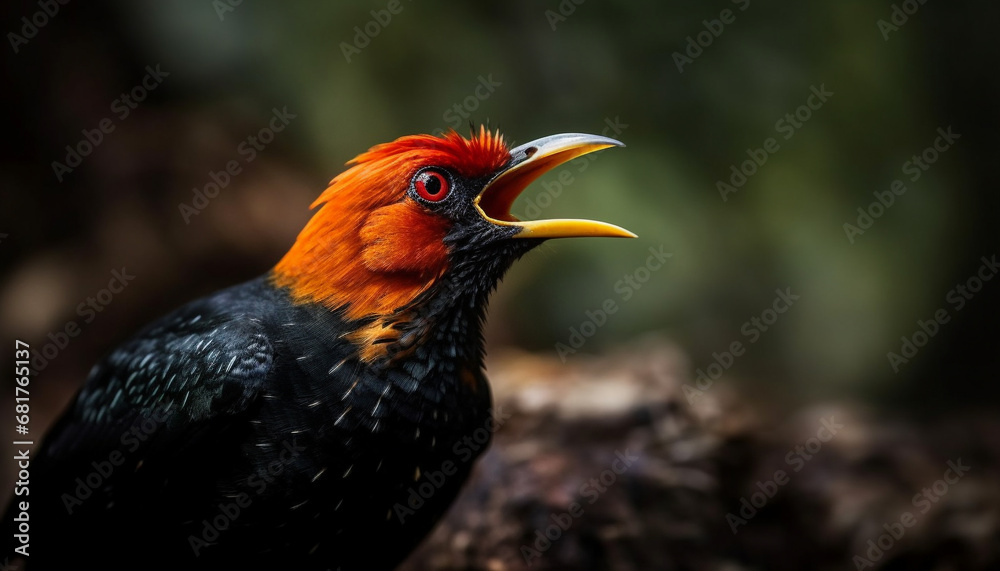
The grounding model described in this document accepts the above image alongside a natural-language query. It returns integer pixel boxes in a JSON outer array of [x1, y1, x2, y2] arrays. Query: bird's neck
[[386, 241, 534, 372], [271, 252, 489, 369], [273, 210, 535, 371], [271, 201, 447, 325], [333, 260, 498, 370]]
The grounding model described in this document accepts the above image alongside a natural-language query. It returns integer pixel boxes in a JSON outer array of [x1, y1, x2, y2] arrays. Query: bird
[[3, 127, 634, 570]]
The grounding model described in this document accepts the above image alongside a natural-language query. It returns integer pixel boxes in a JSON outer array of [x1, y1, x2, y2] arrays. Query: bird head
[[273, 127, 634, 361]]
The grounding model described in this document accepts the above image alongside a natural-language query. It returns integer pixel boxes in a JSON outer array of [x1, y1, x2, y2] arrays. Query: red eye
[[413, 170, 450, 202]]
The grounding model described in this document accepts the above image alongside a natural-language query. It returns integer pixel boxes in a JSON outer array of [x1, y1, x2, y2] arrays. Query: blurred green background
[[1, 0, 997, 420]]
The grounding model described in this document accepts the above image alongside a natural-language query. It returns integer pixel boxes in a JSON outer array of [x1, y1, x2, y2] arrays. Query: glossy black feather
[[3, 248, 535, 570]]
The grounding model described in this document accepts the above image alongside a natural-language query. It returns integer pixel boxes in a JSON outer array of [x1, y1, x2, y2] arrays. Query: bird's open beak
[[474, 133, 638, 239]]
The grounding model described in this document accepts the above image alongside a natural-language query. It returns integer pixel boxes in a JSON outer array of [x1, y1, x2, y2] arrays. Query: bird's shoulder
[[74, 277, 281, 426]]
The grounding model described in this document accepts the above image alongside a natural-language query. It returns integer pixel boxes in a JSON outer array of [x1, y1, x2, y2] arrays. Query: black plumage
[[12, 258, 525, 570]]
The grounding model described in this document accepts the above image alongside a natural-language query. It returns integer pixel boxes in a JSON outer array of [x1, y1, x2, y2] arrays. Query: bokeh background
[[2, 1, 998, 569]]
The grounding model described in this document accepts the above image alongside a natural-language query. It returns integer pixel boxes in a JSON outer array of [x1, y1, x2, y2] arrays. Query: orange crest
[[272, 127, 509, 324]]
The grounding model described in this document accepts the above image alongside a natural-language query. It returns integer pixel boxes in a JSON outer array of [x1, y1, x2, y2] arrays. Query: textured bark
[[400, 340, 1000, 571]]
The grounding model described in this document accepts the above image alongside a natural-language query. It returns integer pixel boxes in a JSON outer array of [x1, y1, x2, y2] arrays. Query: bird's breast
[[242, 333, 493, 566]]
